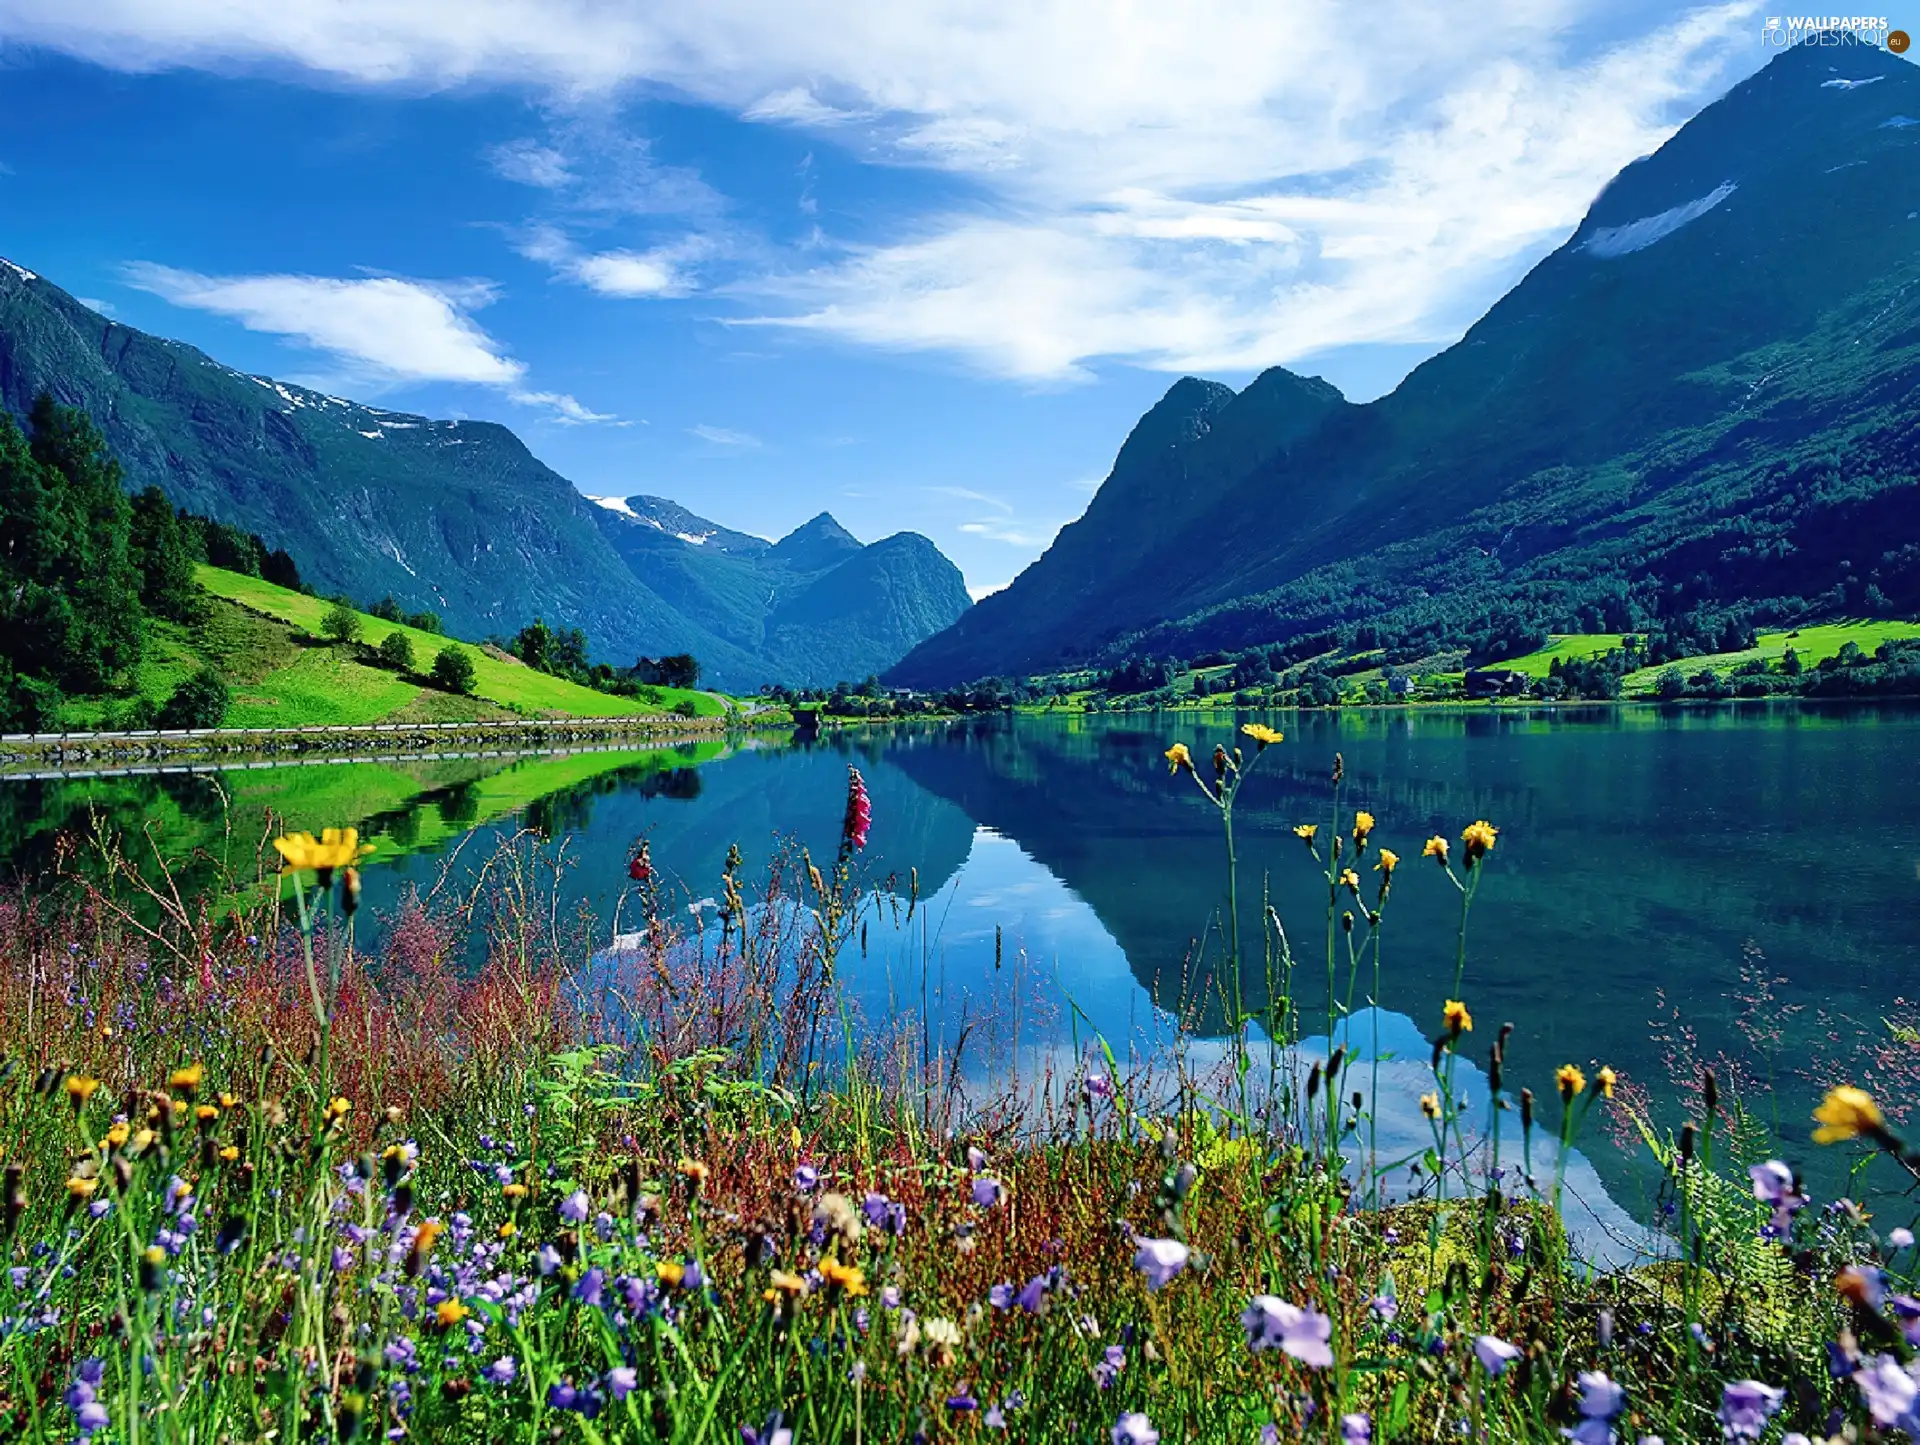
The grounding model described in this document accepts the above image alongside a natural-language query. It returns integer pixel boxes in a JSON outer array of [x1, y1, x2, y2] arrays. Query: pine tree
[[129, 485, 203, 622]]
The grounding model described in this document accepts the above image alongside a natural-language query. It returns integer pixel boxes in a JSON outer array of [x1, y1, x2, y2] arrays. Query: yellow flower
[[765, 1269, 807, 1303], [103, 1121, 131, 1149], [1443, 1000, 1473, 1035], [820, 1257, 868, 1296], [65, 1075, 101, 1108], [272, 827, 375, 874], [1339, 868, 1360, 892], [66, 1174, 99, 1199], [324, 1096, 351, 1123], [657, 1260, 686, 1287], [1419, 1093, 1440, 1120], [497, 1221, 517, 1239], [433, 1299, 468, 1328], [1353, 811, 1375, 841], [678, 1158, 710, 1190], [1293, 824, 1318, 844], [1814, 1086, 1886, 1145], [195, 1104, 219, 1123], [1164, 742, 1193, 775], [1596, 1066, 1617, 1100], [1557, 1064, 1586, 1100], [1423, 835, 1449, 865], [413, 1220, 444, 1258], [131, 1129, 156, 1155], [1462, 820, 1499, 864], [501, 1182, 528, 1199], [218, 1146, 239, 1163], [1375, 848, 1399, 876], [218, 1093, 241, 1110], [169, 1063, 204, 1094], [1241, 723, 1284, 747]]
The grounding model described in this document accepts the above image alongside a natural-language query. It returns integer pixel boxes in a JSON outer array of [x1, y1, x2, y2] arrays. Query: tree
[[431, 646, 476, 695], [261, 547, 303, 592], [128, 485, 202, 622], [321, 597, 362, 645], [512, 618, 554, 671], [371, 595, 403, 622], [1656, 665, 1688, 700], [1781, 645, 1803, 677], [377, 631, 415, 672], [405, 610, 441, 635], [156, 667, 229, 729]]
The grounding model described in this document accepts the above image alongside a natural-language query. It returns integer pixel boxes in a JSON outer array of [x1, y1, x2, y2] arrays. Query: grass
[[0, 741, 1908, 1443], [1490, 633, 1628, 680], [1619, 619, 1920, 694]]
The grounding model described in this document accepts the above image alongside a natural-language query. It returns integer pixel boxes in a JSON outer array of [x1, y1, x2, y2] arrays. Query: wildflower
[[1353, 810, 1375, 842], [324, 1096, 351, 1123], [820, 1257, 868, 1297], [502, 1182, 527, 1199], [65, 1075, 100, 1109], [1419, 1093, 1440, 1120], [1341, 1417, 1371, 1443], [1164, 742, 1193, 775], [765, 1269, 807, 1304], [1461, 820, 1498, 864], [1718, 1380, 1784, 1441], [1596, 1066, 1617, 1099], [272, 826, 374, 874], [483, 1357, 517, 1387], [1814, 1086, 1886, 1145], [1113, 1411, 1159, 1445], [948, 1389, 980, 1412], [1339, 868, 1360, 892], [1474, 1335, 1521, 1376], [1242, 1297, 1334, 1367], [1294, 824, 1318, 844], [627, 846, 652, 883], [923, 1315, 962, 1365], [1443, 1000, 1473, 1035], [573, 1268, 607, 1308], [1423, 835, 1449, 865], [1375, 848, 1399, 876], [1094, 1343, 1125, 1389], [677, 1158, 710, 1191], [1133, 1237, 1190, 1291], [66, 1175, 99, 1200], [1015, 1274, 1050, 1313], [794, 1163, 820, 1193], [970, 1176, 1006, 1209], [842, 765, 873, 850], [1569, 1371, 1627, 1445], [606, 1367, 637, 1402], [1894, 1227, 1916, 1250], [1241, 723, 1283, 747], [1557, 1064, 1587, 1100], [1837, 1263, 1887, 1309], [65, 1359, 109, 1439], [498, 1221, 516, 1239], [1083, 1071, 1115, 1102], [559, 1189, 591, 1224], [434, 1299, 469, 1328], [169, 1063, 204, 1095]]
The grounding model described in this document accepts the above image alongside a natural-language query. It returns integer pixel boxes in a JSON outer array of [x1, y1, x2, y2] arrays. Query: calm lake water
[[6, 703, 1917, 1250]]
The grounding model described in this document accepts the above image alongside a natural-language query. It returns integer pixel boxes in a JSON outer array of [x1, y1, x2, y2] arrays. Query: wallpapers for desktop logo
[[1761, 14, 1903, 46]]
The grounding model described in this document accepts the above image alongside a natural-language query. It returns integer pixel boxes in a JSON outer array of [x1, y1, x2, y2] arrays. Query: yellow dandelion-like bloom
[[657, 1261, 687, 1287], [66, 1175, 99, 1199], [272, 827, 375, 874], [1557, 1064, 1586, 1099], [434, 1299, 469, 1327], [1443, 1000, 1473, 1035], [323, 1097, 351, 1124], [1462, 820, 1498, 864], [1419, 1093, 1441, 1120], [1423, 835, 1449, 865], [169, 1063, 204, 1094], [1375, 848, 1399, 876], [1339, 868, 1361, 892], [131, 1128, 156, 1155], [767, 1269, 807, 1298], [678, 1158, 710, 1189], [1814, 1086, 1886, 1145], [1352, 811, 1375, 841], [498, 1220, 517, 1239], [820, 1257, 869, 1296], [1241, 723, 1284, 747], [218, 1146, 240, 1163], [103, 1121, 131, 1149], [1164, 742, 1193, 775], [218, 1092, 240, 1110], [502, 1182, 528, 1199], [1596, 1066, 1617, 1099], [65, 1075, 101, 1108], [1294, 824, 1318, 844], [195, 1104, 219, 1123]]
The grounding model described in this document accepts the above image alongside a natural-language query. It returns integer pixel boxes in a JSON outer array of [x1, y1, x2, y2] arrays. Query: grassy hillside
[[54, 568, 727, 729]]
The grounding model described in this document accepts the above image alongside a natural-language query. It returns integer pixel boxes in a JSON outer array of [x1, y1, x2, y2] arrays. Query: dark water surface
[[6, 703, 1916, 1241]]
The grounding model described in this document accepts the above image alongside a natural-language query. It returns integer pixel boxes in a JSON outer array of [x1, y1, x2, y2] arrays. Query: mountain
[[0, 265, 968, 689], [589, 498, 971, 686], [889, 38, 1920, 685]]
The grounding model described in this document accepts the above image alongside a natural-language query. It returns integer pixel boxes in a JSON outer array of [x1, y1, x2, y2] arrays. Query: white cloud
[[488, 139, 573, 188], [966, 580, 1008, 602], [517, 222, 704, 297], [15, 1, 1765, 387], [123, 262, 611, 420], [688, 423, 761, 448]]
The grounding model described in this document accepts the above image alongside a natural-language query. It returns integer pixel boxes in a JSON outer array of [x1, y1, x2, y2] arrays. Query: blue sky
[[0, 1, 1783, 595]]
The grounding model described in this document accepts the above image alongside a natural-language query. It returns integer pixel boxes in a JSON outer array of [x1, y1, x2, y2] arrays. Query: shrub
[[405, 610, 442, 634], [376, 630, 415, 673], [430, 646, 476, 695], [320, 596, 362, 645], [156, 666, 229, 729]]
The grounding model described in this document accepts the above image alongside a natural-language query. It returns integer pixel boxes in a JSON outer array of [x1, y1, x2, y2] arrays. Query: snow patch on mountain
[[1883, 115, 1919, 129], [1583, 181, 1736, 259], [1822, 75, 1883, 90], [0, 259, 37, 283], [678, 531, 712, 546], [590, 495, 638, 519]]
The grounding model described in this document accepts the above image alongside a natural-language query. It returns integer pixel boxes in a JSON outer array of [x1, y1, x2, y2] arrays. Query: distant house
[[1386, 674, 1413, 698], [1464, 668, 1528, 699]]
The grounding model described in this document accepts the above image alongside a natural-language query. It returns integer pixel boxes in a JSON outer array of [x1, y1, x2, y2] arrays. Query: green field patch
[[1494, 634, 1632, 680], [1620, 620, 1920, 693]]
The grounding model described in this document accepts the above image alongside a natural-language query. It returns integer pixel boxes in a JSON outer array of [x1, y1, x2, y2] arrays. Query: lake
[[6, 703, 1917, 1251]]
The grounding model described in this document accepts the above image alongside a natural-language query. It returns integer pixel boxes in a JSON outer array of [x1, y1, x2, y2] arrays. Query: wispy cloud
[[17, 1, 1763, 388], [923, 485, 1012, 514], [688, 423, 761, 448], [123, 262, 613, 422]]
